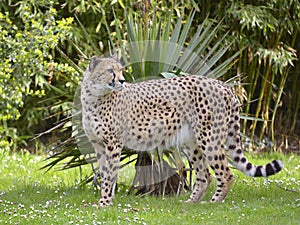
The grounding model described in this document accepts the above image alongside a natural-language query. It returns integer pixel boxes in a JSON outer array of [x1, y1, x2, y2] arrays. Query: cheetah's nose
[[119, 79, 125, 84]]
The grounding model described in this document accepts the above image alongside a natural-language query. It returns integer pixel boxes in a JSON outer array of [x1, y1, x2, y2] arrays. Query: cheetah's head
[[83, 55, 125, 97]]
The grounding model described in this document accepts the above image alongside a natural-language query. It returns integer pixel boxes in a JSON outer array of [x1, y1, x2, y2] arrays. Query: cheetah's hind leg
[[206, 142, 235, 202], [185, 143, 212, 203]]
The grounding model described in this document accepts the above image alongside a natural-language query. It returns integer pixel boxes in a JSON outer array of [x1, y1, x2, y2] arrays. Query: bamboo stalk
[[242, 49, 259, 135], [259, 63, 274, 142], [286, 30, 299, 133], [250, 60, 270, 139], [270, 70, 288, 150]]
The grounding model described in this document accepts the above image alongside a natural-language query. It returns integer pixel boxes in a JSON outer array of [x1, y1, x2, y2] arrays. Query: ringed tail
[[227, 100, 284, 177]]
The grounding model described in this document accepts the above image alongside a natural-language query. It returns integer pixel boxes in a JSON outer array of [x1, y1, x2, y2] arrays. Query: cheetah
[[81, 55, 284, 207]]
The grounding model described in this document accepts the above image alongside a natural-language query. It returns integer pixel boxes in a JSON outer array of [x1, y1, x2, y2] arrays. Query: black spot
[[220, 154, 225, 160], [112, 153, 119, 158], [234, 125, 239, 130], [241, 157, 246, 163], [96, 153, 102, 159], [236, 149, 242, 154], [246, 163, 252, 170], [234, 156, 240, 162]]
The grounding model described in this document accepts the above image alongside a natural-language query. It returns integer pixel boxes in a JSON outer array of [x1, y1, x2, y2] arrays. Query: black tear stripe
[[254, 166, 263, 177], [266, 163, 275, 176]]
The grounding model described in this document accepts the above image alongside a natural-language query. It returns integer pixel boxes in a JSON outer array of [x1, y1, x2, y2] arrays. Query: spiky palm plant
[[43, 8, 239, 196]]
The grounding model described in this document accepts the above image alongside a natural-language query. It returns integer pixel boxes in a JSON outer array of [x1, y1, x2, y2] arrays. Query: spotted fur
[[81, 56, 284, 206]]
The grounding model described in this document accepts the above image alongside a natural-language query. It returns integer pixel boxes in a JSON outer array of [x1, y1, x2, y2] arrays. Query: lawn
[[0, 151, 299, 225]]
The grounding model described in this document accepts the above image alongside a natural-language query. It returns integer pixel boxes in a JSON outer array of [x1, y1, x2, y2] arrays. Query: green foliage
[[202, 0, 300, 145], [114, 11, 239, 81], [192, 0, 300, 144], [106, 4, 233, 83], [0, 2, 78, 151]]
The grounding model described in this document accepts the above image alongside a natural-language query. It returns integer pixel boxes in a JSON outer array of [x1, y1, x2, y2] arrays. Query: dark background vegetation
[[1, 0, 299, 155]]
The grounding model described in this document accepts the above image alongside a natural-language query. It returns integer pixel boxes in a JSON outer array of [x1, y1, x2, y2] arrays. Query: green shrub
[[0, 3, 78, 151]]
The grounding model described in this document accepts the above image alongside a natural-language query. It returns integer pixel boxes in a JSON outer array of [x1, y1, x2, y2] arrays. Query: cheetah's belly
[[123, 122, 194, 151]]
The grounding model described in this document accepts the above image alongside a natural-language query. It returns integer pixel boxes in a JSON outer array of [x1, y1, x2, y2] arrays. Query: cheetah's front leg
[[95, 141, 122, 207]]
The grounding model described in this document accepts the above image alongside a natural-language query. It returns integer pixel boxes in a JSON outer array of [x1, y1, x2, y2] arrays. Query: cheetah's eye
[[107, 68, 116, 78], [107, 68, 114, 74], [107, 69, 116, 87]]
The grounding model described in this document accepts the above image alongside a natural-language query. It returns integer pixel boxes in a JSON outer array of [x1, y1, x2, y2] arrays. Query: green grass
[[0, 151, 299, 225]]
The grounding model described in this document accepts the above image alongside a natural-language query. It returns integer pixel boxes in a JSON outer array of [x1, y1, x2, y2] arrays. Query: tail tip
[[254, 159, 284, 177], [272, 159, 284, 172]]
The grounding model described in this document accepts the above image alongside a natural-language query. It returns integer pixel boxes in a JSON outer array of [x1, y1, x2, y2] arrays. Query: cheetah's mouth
[[108, 81, 116, 87]]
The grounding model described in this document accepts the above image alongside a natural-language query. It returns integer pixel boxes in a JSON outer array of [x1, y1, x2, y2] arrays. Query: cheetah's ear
[[110, 52, 118, 61], [89, 56, 102, 72]]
